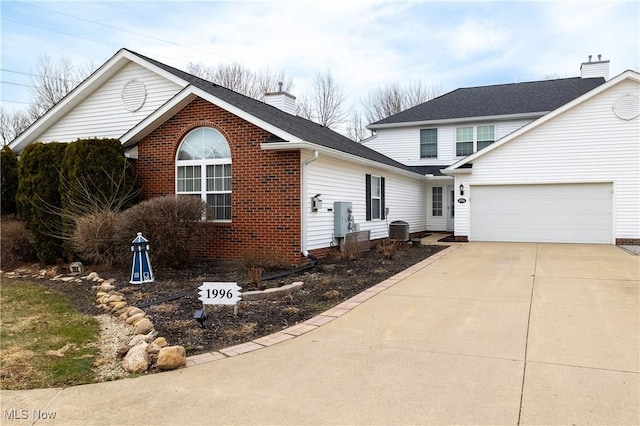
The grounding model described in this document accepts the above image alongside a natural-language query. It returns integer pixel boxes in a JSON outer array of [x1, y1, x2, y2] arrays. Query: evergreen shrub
[[16, 142, 67, 264], [1, 145, 19, 216]]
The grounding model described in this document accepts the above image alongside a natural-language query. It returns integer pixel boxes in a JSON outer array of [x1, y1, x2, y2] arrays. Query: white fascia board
[[445, 69, 640, 172], [427, 175, 455, 181], [261, 141, 427, 180], [442, 168, 472, 176], [8, 48, 190, 154], [366, 112, 546, 130], [9, 49, 129, 153], [121, 85, 301, 146], [120, 87, 197, 146]]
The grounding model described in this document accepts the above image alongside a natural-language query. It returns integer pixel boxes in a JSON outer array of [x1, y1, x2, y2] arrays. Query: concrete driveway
[[2, 242, 638, 425]]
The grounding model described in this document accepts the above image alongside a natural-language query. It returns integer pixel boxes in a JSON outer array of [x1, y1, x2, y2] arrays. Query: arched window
[[176, 127, 231, 221]]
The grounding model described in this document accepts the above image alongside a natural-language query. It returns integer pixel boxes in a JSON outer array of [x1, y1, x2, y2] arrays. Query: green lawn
[[1, 279, 99, 389]]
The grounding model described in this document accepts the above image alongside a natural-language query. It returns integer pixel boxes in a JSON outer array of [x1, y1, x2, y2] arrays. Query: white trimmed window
[[477, 125, 495, 150], [456, 125, 495, 156], [420, 128, 438, 158], [432, 187, 443, 217], [176, 127, 232, 221]]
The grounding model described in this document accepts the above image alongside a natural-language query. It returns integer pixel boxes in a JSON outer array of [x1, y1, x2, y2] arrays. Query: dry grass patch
[[0, 279, 99, 390]]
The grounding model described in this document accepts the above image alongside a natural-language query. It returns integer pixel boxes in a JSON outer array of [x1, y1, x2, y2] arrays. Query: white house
[[443, 69, 640, 245], [364, 58, 639, 245]]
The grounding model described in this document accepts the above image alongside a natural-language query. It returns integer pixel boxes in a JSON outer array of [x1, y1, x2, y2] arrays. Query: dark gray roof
[[126, 49, 423, 176], [370, 77, 605, 126], [408, 165, 449, 176]]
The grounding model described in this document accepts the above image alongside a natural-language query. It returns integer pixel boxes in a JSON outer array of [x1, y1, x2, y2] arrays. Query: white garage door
[[470, 183, 612, 244]]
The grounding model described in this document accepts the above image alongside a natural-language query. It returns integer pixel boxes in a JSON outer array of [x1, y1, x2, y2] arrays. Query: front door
[[446, 186, 455, 231]]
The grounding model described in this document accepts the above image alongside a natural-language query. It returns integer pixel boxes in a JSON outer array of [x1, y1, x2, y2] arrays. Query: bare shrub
[[0, 217, 36, 267], [339, 238, 359, 261], [376, 238, 401, 259], [71, 211, 121, 266], [118, 196, 206, 268], [247, 267, 264, 289], [240, 249, 290, 270]]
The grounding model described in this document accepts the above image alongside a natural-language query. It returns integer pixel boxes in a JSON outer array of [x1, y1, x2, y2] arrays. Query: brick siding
[[134, 97, 302, 264]]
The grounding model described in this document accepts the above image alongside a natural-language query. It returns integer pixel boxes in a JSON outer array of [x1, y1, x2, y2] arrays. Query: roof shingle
[[370, 77, 605, 126]]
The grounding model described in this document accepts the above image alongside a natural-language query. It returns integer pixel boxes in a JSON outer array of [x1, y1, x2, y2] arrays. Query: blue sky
[[1, 0, 639, 117]]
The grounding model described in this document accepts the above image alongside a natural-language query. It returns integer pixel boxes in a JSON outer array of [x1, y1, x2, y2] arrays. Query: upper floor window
[[456, 127, 474, 156], [176, 127, 232, 221], [477, 125, 495, 150], [420, 128, 438, 158], [456, 125, 495, 156]]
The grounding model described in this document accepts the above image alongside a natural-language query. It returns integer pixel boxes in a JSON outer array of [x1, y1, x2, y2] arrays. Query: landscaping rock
[[122, 342, 149, 373], [126, 312, 146, 325], [132, 318, 154, 335], [152, 337, 168, 348], [126, 306, 145, 317], [156, 346, 186, 370], [128, 334, 148, 347]]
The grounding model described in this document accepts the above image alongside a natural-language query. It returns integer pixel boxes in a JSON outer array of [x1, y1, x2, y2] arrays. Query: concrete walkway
[[2, 242, 638, 425]]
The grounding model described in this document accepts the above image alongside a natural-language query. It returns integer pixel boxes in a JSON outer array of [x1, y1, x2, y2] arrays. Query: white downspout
[[301, 150, 319, 257]]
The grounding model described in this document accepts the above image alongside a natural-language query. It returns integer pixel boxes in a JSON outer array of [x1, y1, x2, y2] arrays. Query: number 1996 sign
[[198, 282, 242, 305]]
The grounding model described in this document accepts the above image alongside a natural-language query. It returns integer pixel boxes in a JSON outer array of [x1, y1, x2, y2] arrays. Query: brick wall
[[134, 97, 302, 264]]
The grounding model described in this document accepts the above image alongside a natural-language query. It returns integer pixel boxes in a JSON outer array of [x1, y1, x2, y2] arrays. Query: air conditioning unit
[[389, 220, 410, 241]]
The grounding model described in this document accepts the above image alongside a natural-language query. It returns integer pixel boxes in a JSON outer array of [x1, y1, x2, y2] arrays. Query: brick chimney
[[264, 82, 296, 115], [581, 54, 610, 80]]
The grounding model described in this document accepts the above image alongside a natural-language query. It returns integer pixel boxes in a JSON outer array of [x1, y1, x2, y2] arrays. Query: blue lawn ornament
[[130, 232, 154, 284]]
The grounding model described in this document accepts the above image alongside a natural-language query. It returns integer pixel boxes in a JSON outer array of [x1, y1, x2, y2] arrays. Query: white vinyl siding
[[454, 78, 640, 241], [304, 154, 426, 250], [363, 119, 533, 166], [38, 62, 183, 142]]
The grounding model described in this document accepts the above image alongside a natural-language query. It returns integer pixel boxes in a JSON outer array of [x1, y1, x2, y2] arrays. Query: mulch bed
[[14, 243, 447, 357]]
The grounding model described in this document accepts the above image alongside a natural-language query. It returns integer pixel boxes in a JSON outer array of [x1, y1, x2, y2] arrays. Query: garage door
[[470, 183, 612, 244]]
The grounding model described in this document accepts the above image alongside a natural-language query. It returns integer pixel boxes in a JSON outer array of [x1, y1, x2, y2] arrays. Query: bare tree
[[298, 69, 348, 129], [345, 111, 371, 142], [28, 54, 91, 119], [362, 81, 445, 124], [0, 107, 31, 145], [187, 61, 293, 100], [1, 54, 93, 145]]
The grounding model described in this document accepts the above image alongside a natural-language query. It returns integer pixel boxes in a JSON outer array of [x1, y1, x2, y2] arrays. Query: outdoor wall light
[[459, 184, 464, 196], [311, 194, 323, 212]]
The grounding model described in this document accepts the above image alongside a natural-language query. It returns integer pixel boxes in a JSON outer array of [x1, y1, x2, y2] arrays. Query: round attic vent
[[612, 94, 639, 121], [121, 79, 147, 112]]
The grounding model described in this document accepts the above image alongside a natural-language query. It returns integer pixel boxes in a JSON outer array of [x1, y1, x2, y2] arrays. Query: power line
[[1, 17, 123, 49], [12, 0, 234, 62], [0, 99, 31, 105], [1, 81, 33, 88]]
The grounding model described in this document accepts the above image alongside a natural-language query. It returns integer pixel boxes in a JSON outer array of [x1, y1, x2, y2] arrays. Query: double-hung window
[[420, 128, 438, 158], [366, 174, 385, 221], [455, 127, 474, 156], [477, 125, 495, 150], [176, 127, 232, 221], [456, 125, 495, 156]]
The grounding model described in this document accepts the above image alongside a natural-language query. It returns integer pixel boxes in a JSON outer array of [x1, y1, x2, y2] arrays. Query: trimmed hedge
[[1, 145, 19, 216], [16, 142, 67, 264]]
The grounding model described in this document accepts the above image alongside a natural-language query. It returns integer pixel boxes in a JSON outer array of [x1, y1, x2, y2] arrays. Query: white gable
[[38, 61, 183, 143], [453, 75, 640, 240]]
